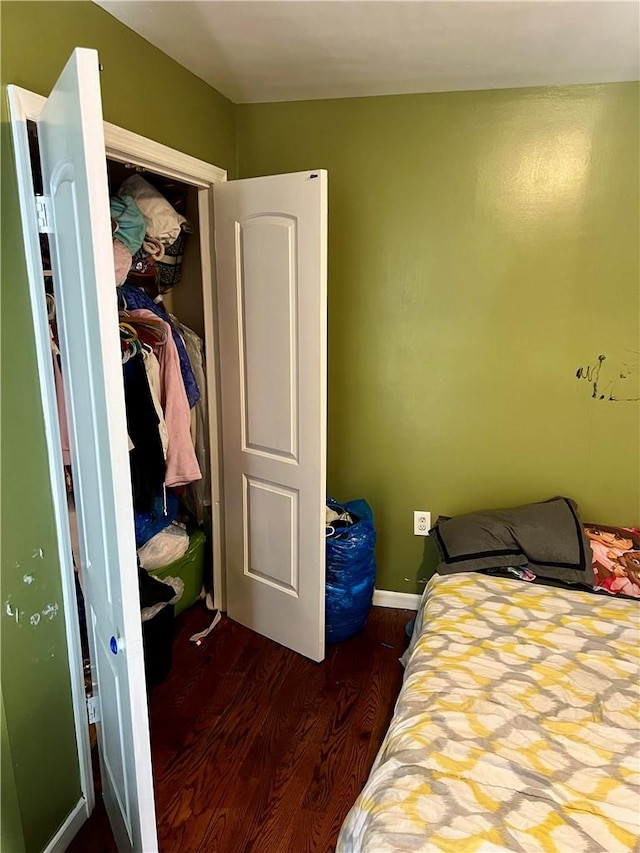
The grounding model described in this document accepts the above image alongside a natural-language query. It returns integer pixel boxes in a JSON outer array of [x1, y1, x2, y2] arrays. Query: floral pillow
[[584, 525, 640, 599]]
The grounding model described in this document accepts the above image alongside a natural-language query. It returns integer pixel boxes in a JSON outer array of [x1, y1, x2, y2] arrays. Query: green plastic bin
[[149, 528, 206, 616]]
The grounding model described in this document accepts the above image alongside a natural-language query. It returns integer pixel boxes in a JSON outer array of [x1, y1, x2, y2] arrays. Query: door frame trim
[[7, 83, 228, 839], [43, 798, 88, 853]]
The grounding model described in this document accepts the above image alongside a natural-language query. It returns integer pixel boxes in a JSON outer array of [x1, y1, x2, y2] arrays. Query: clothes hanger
[[119, 322, 143, 364], [119, 321, 140, 342], [120, 311, 169, 346]]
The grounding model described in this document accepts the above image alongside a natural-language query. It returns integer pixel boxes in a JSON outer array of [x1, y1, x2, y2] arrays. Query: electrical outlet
[[414, 511, 431, 536]]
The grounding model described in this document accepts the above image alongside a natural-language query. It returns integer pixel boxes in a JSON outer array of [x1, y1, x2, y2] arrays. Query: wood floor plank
[[67, 603, 412, 852], [156, 642, 296, 850], [288, 610, 408, 853]]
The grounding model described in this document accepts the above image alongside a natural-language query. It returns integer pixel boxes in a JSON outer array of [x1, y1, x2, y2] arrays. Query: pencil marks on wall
[[576, 353, 639, 402], [3, 551, 61, 629]]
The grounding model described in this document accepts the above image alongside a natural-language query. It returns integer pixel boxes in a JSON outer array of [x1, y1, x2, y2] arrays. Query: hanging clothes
[[51, 336, 71, 465], [128, 308, 201, 488], [119, 284, 200, 408], [172, 317, 210, 524], [123, 352, 166, 512], [48, 298, 72, 465], [141, 348, 169, 459]]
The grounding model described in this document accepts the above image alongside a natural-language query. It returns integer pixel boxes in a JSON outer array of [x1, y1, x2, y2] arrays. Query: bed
[[337, 572, 640, 853]]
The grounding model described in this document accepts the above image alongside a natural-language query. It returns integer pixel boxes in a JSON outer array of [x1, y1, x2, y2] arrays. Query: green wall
[[1, 687, 26, 853], [0, 3, 235, 850], [236, 84, 640, 594]]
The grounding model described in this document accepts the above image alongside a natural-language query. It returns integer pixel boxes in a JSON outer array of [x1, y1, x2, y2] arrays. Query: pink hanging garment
[[128, 309, 201, 487], [50, 328, 71, 465]]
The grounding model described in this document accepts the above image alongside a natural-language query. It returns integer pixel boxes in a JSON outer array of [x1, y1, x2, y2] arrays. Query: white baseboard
[[373, 589, 421, 610], [44, 797, 89, 853]]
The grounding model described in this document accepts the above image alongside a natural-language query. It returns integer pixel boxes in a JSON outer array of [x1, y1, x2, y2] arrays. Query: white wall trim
[[9, 86, 227, 185], [105, 123, 226, 185], [373, 589, 421, 610], [43, 798, 88, 853]]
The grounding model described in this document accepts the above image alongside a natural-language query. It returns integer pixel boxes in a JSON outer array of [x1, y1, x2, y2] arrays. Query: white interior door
[[214, 171, 327, 662], [37, 48, 157, 851]]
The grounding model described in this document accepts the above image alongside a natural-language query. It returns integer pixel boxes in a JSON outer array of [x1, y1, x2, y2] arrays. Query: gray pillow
[[432, 497, 593, 587]]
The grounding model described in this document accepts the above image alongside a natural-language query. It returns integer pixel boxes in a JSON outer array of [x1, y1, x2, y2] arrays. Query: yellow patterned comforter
[[337, 573, 640, 853]]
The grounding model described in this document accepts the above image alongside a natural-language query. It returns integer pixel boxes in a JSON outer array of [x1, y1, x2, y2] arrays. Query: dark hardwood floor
[[68, 604, 412, 852]]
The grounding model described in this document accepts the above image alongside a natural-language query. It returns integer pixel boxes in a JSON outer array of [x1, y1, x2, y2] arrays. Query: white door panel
[[214, 172, 327, 662], [37, 48, 157, 852]]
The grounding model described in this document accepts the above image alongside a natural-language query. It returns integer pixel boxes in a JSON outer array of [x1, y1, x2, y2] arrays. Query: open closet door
[[37, 48, 157, 852], [214, 171, 327, 662]]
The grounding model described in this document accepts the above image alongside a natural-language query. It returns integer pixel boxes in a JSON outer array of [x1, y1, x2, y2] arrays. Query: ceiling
[[96, 1, 640, 104]]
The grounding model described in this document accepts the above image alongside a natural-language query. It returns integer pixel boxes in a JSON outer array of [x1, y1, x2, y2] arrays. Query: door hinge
[[35, 195, 54, 234], [86, 694, 100, 724]]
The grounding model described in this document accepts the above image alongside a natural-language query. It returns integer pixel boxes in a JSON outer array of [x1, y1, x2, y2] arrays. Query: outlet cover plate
[[414, 511, 431, 536]]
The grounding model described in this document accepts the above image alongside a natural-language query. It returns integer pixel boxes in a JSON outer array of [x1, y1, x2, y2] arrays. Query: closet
[[105, 159, 215, 619], [35, 139, 219, 672], [9, 46, 327, 852]]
